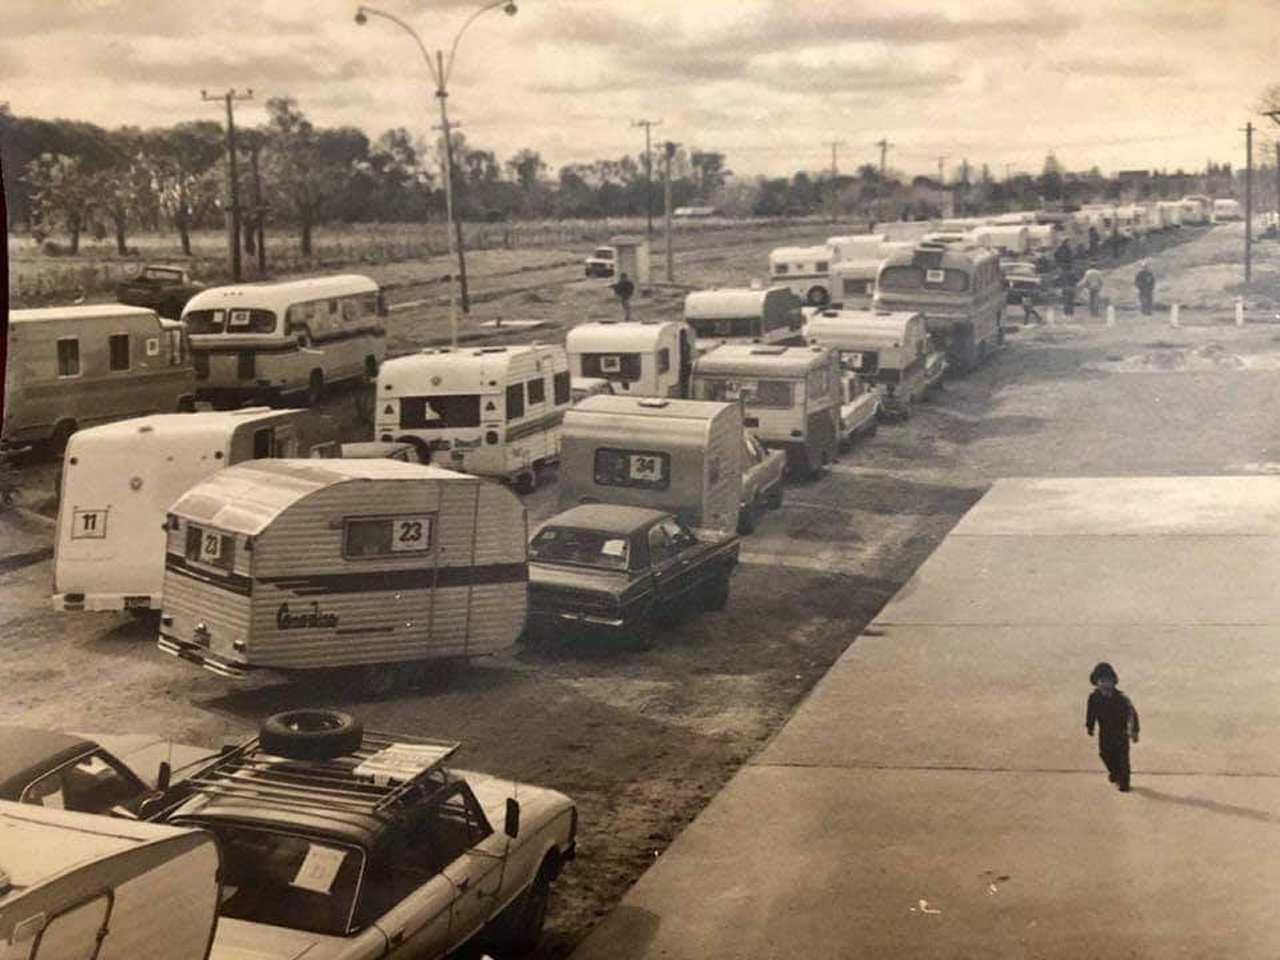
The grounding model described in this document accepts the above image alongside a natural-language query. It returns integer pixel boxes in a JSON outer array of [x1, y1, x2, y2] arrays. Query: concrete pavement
[[571, 476, 1280, 959]]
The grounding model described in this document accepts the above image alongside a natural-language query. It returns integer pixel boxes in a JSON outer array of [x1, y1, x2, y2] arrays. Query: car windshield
[[199, 824, 364, 937], [530, 526, 630, 571], [593, 248, 614, 259], [142, 267, 182, 281]]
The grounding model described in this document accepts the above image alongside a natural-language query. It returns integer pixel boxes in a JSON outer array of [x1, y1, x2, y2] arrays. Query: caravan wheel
[[805, 285, 831, 307], [514, 471, 538, 495]]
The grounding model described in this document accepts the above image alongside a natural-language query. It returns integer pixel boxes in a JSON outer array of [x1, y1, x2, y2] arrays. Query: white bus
[[683, 287, 805, 352], [376, 344, 570, 492], [182, 274, 386, 407]]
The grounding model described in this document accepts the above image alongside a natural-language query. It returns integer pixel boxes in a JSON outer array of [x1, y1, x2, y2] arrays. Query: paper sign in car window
[[292, 844, 347, 894], [925, 268, 946, 284], [229, 309, 251, 328], [601, 539, 627, 558]]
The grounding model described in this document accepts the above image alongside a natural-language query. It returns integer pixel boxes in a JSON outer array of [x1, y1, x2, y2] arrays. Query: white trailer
[[52, 408, 307, 613], [156, 458, 528, 679], [767, 245, 837, 306], [826, 234, 886, 262], [0, 801, 220, 960], [683, 287, 805, 352], [565, 319, 696, 399], [829, 242, 915, 310], [970, 224, 1030, 257], [804, 309, 932, 419], [375, 344, 570, 491], [558, 396, 745, 534], [1213, 198, 1242, 221]]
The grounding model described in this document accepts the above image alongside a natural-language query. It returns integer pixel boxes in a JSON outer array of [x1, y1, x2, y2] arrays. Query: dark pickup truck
[[527, 504, 740, 649], [115, 264, 206, 319]]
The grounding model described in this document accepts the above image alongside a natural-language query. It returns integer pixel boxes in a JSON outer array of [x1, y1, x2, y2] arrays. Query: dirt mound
[[1087, 341, 1280, 373]]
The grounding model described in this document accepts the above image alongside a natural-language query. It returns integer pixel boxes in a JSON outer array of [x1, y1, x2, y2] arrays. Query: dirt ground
[[2, 221, 1277, 957]]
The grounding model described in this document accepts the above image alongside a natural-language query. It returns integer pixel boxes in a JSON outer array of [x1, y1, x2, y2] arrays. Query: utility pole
[[1245, 121, 1253, 284], [826, 140, 846, 221], [203, 88, 252, 281], [875, 138, 893, 177], [936, 155, 948, 186], [248, 143, 266, 275], [663, 140, 676, 282], [633, 119, 661, 240]]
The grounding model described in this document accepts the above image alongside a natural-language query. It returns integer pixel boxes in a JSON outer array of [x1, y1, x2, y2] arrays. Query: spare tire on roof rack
[[260, 709, 364, 760]]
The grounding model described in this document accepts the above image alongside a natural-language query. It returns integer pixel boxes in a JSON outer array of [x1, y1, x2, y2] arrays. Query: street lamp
[[355, 1, 518, 347]]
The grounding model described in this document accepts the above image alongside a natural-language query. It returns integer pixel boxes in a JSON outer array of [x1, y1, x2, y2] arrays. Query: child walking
[[1086, 661, 1140, 791]]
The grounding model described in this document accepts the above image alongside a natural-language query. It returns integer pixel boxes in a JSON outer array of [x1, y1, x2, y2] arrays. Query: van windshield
[[201, 824, 363, 937], [695, 377, 793, 409], [530, 526, 630, 571], [185, 309, 278, 335], [879, 266, 970, 293], [400, 395, 481, 430], [687, 317, 759, 339]]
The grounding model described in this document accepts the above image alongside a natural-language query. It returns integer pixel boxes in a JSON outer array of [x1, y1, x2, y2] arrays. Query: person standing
[[1134, 262, 1156, 316], [1085, 661, 1140, 792], [1060, 266, 1077, 317], [611, 271, 635, 321], [1081, 263, 1105, 318]]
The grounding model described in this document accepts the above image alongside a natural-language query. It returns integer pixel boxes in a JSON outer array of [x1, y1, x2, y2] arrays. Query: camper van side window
[[505, 383, 525, 420], [657, 348, 671, 374], [108, 333, 130, 371], [344, 514, 434, 558], [527, 377, 546, 404], [753, 380, 794, 408], [554, 370, 571, 405], [774, 263, 789, 275], [594, 448, 671, 490], [57, 338, 81, 377]]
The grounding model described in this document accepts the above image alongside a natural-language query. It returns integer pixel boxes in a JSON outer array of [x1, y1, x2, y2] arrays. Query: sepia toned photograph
[[2, 1, 1279, 957]]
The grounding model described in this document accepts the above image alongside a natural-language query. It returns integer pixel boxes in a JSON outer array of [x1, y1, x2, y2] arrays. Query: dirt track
[[2, 222, 1278, 956]]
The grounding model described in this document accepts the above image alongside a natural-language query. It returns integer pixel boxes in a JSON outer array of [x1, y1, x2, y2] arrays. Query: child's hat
[[1090, 661, 1118, 684]]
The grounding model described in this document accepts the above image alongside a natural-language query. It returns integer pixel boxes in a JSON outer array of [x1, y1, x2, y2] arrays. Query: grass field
[[7, 215, 832, 307]]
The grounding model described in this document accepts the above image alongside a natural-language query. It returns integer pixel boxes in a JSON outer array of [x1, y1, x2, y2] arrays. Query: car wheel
[[48, 419, 77, 457], [703, 572, 731, 612], [489, 857, 555, 955], [514, 471, 537, 495], [259, 709, 364, 760], [626, 615, 657, 651]]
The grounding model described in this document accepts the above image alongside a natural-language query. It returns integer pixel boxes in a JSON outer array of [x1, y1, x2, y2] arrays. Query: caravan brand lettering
[[277, 602, 339, 630]]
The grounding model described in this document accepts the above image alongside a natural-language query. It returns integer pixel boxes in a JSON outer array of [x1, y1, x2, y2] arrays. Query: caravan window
[[594, 448, 671, 490], [57, 338, 80, 377], [700, 377, 792, 408], [554, 370, 571, 405], [506, 383, 525, 420], [185, 525, 236, 572], [688, 317, 757, 340], [774, 263, 789, 275], [806, 366, 832, 401], [108, 333, 130, 371], [400, 395, 480, 430], [527, 377, 546, 404], [344, 514, 434, 558], [188, 309, 277, 334], [582, 353, 641, 381], [658, 348, 671, 374], [754, 380, 794, 408]]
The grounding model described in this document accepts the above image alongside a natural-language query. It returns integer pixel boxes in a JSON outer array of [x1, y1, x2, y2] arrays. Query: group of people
[[1021, 239, 1159, 323]]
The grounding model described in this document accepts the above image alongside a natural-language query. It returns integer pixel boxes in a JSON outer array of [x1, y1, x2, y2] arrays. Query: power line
[[632, 119, 661, 240]]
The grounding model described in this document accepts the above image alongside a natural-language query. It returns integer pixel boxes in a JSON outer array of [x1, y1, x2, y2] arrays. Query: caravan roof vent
[[476, 346, 509, 354], [637, 398, 670, 408], [748, 346, 788, 355]]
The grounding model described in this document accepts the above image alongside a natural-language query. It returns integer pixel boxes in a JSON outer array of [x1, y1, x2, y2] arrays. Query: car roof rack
[[181, 730, 462, 820]]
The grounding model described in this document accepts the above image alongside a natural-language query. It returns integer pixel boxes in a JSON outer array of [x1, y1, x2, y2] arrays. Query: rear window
[[400, 395, 481, 430], [594, 447, 671, 490], [879, 266, 970, 293], [185, 524, 236, 572], [581, 353, 642, 381], [695, 377, 793, 409], [554, 370, 571, 405], [343, 514, 434, 558], [688, 317, 758, 340], [185, 308, 277, 335], [530, 526, 631, 571]]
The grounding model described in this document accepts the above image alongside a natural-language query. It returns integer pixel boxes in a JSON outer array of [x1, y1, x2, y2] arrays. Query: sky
[[2, 0, 1278, 181]]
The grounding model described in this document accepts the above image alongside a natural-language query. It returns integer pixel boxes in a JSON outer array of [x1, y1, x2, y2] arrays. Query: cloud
[[80, 39, 367, 91], [1050, 57, 1179, 79]]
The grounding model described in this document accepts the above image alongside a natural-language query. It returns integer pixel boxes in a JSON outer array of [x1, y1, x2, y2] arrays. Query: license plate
[[123, 596, 151, 610]]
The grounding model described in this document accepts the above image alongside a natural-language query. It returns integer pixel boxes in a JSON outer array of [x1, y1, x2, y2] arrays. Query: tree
[[690, 150, 729, 198], [93, 128, 153, 255], [148, 121, 223, 256], [506, 148, 545, 191], [24, 152, 95, 252]]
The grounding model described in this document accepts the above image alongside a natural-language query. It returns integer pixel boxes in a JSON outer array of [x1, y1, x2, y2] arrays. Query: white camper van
[[683, 287, 804, 352], [183, 274, 386, 407], [804, 309, 932, 419], [51, 408, 306, 613], [692, 345, 841, 478], [767, 245, 836, 306], [558, 396, 746, 533], [156, 458, 527, 680], [3, 305, 193, 453], [1213, 198, 1242, 221], [375, 344, 570, 491], [565, 320, 695, 399], [0, 801, 220, 960]]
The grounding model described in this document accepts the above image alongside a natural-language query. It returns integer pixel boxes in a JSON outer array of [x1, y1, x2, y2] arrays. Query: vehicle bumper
[[52, 592, 156, 612], [529, 609, 627, 631], [157, 633, 250, 679]]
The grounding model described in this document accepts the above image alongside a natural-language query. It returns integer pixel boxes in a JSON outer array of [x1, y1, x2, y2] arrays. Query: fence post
[[1046, 307, 1056, 326], [1235, 296, 1245, 326], [1106, 303, 1116, 327], [1170, 303, 1180, 328]]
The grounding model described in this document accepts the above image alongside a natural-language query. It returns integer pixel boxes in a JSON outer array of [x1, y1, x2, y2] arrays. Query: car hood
[[210, 918, 342, 960], [458, 769, 575, 828]]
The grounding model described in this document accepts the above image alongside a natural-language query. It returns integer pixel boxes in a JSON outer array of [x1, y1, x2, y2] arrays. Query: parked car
[[115, 264, 206, 319], [150, 711, 577, 960], [739, 432, 785, 534], [584, 245, 617, 278], [527, 504, 740, 649], [0, 726, 213, 817]]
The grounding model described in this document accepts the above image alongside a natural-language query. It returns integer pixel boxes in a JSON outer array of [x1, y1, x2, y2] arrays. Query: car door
[[433, 783, 505, 950], [369, 826, 454, 960]]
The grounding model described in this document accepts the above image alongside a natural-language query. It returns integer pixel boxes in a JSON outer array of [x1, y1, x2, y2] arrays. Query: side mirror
[[504, 798, 521, 839], [156, 761, 172, 793]]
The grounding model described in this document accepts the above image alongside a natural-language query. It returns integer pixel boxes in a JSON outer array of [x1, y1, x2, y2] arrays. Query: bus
[[182, 274, 386, 407], [873, 241, 1004, 374], [683, 287, 804, 353], [375, 344, 570, 492]]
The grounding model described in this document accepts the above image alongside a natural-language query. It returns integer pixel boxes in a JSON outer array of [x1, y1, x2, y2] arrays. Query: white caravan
[[767, 245, 837, 306], [565, 319, 695, 399], [683, 287, 805, 352]]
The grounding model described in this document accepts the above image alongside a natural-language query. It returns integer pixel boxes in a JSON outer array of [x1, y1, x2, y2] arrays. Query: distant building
[[673, 206, 718, 219]]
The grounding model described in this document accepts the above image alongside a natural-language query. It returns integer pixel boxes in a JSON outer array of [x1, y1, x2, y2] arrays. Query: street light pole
[[356, 1, 517, 347]]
